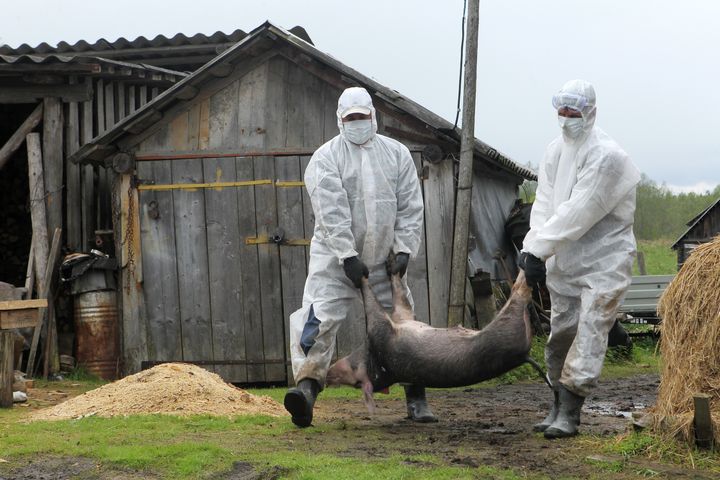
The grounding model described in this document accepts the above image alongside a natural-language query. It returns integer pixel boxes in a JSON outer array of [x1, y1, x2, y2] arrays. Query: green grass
[[634, 239, 677, 275], [0, 413, 525, 479]]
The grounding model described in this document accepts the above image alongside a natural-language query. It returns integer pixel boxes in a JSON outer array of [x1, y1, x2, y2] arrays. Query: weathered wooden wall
[[677, 204, 720, 265], [130, 55, 458, 382]]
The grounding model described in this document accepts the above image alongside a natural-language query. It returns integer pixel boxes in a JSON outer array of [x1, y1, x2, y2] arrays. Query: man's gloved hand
[[519, 252, 546, 287], [343, 256, 369, 288], [391, 252, 410, 277]]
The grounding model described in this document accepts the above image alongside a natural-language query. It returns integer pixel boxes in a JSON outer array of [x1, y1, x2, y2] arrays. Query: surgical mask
[[343, 119, 373, 145], [558, 115, 584, 139]]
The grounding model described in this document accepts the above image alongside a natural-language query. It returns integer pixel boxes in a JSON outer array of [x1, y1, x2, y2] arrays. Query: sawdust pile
[[32, 363, 285, 421], [651, 235, 720, 444]]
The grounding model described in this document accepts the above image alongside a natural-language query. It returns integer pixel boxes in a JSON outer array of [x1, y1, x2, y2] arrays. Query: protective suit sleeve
[[523, 149, 639, 260], [522, 145, 555, 251], [304, 150, 358, 263], [393, 147, 424, 257]]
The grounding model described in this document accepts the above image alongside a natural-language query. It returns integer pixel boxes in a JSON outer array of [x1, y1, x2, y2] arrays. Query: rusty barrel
[[74, 290, 119, 380]]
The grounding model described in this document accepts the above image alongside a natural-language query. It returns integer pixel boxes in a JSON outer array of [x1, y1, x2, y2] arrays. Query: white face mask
[[558, 115, 585, 139], [343, 119, 373, 145]]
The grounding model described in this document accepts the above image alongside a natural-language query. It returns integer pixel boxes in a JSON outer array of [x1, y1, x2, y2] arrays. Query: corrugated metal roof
[[0, 54, 188, 84], [0, 30, 248, 56], [70, 21, 535, 181]]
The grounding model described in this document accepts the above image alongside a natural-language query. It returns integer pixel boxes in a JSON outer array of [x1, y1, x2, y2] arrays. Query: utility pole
[[447, 0, 479, 327]]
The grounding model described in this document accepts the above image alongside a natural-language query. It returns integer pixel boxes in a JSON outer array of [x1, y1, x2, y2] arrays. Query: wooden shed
[[671, 197, 720, 267], [70, 22, 535, 384]]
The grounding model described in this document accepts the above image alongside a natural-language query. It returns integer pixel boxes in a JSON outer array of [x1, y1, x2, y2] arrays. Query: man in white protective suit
[[283, 86, 435, 428], [520, 79, 641, 439]]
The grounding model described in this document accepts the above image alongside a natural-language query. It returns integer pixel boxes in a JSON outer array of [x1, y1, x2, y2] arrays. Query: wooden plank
[[276, 64, 308, 380], [0, 83, 92, 103], [139, 85, 148, 107], [26, 133, 50, 302], [0, 309, 39, 330], [128, 86, 137, 114], [27, 227, 61, 377], [0, 102, 42, 172], [235, 62, 268, 382], [0, 332, 13, 408], [171, 158, 213, 364], [209, 79, 239, 149], [104, 81, 115, 130], [117, 82, 126, 120], [187, 103, 201, 151], [65, 82, 82, 251], [235, 156, 264, 382], [406, 152, 430, 324], [42, 97, 63, 239], [198, 99, 210, 150], [1, 309, 38, 330], [138, 157, 182, 364], [202, 157, 247, 382], [256, 58, 287, 382], [0, 299, 48, 311], [423, 159, 455, 327], [23, 239, 35, 299], [96, 79, 105, 134], [694, 394, 714, 449], [117, 174, 148, 374], [80, 84, 94, 251]]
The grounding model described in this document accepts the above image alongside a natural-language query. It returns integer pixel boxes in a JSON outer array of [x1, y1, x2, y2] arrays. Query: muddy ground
[[2, 373, 716, 479]]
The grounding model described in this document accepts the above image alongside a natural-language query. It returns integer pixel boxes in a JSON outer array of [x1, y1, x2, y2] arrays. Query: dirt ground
[[2, 373, 716, 479]]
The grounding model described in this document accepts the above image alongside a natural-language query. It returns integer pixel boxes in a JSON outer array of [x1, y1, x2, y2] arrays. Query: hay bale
[[651, 235, 720, 444]]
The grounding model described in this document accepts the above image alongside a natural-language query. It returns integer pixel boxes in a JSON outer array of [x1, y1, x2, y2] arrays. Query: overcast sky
[[2, 0, 717, 193]]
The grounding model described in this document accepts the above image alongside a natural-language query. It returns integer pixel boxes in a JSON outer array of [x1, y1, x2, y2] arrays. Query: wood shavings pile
[[31, 363, 284, 421], [651, 235, 720, 444]]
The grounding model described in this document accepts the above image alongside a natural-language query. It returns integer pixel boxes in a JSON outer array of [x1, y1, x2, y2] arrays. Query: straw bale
[[651, 235, 720, 444], [31, 363, 285, 421]]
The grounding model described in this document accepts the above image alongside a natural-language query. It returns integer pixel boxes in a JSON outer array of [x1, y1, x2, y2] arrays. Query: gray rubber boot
[[284, 378, 321, 428], [544, 385, 585, 439], [404, 385, 438, 423], [533, 387, 559, 432]]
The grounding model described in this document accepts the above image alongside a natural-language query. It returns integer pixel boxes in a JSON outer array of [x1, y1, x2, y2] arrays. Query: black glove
[[391, 252, 410, 277], [519, 252, 546, 287], [343, 256, 369, 288]]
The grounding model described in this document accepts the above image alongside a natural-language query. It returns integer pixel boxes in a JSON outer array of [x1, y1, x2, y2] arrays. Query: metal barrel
[[73, 290, 119, 380]]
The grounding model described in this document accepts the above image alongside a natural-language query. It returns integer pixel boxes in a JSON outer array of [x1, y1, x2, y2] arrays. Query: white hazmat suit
[[523, 80, 640, 397], [289, 87, 424, 385]]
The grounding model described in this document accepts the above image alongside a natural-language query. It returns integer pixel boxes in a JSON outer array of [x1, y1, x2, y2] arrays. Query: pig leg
[[389, 273, 414, 323]]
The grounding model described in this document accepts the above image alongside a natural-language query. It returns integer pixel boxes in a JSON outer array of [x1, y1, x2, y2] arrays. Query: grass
[[634, 239, 677, 275], [0, 411, 524, 479]]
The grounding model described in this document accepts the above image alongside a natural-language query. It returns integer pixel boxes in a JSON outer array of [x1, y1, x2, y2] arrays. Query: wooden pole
[[27, 133, 49, 293], [448, 0, 480, 327], [693, 394, 714, 450], [23, 237, 35, 299], [42, 97, 64, 239], [28, 228, 61, 378], [0, 103, 43, 172], [0, 331, 13, 408], [637, 251, 647, 275]]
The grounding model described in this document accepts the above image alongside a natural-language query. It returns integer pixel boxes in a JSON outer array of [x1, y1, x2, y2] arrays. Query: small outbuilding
[[671, 197, 720, 267], [40, 22, 533, 384]]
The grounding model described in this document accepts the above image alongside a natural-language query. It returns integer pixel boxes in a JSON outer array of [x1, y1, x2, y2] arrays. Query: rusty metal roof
[[70, 22, 535, 181]]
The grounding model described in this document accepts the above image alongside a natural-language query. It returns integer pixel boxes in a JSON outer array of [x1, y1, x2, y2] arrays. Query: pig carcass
[[326, 259, 542, 413]]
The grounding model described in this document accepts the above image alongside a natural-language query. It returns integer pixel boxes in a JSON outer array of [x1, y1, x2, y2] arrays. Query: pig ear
[[361, 381, 376, 415]]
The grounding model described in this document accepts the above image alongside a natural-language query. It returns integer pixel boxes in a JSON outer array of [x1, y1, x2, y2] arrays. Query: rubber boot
[[533, 387, 559, 432], [404, 385, 438, 423], [284, 378, 321, 428], [544, 385, 585, 439]]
